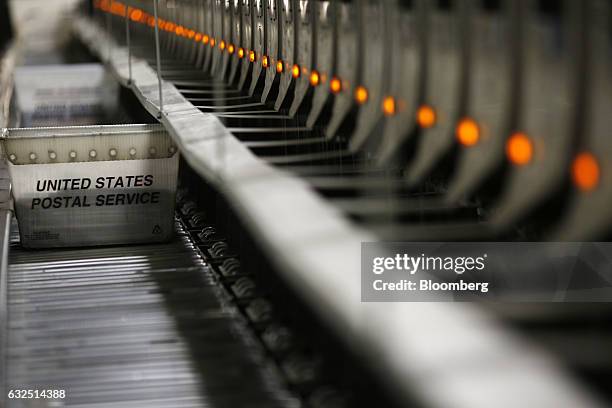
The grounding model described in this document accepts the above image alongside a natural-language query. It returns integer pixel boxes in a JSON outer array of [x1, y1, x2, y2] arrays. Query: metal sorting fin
[[491, 0, 583, 227], [325, 1, 359, 138], [445, 0, 515, 202], [288, 0, 314, 117], [403, 0, 466, 185], [273, 0, 296, 110]]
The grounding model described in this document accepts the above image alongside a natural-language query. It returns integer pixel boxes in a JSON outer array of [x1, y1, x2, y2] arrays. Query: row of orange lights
[[95, 0, 600, 193], [94, 1, 369, 101], [455, 119, 600, 192]]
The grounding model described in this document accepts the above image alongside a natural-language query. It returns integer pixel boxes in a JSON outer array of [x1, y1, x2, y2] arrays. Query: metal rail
[[0, 210, 11, 407]]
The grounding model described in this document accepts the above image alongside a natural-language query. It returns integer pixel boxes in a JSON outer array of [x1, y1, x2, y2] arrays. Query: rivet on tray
[[49, 151, 57, 160], [109, 148, 118, 158], [8, 154, 16, 162], [168, 146, 176, 154], [89, 149, 97, 159], [149, 147, 157, 156], [129, 147, 137, 157], [69, 151, 77, 160], [29, 152, 37, 161]]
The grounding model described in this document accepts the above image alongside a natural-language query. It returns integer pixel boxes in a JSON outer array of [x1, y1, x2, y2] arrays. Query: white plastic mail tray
[[14, 64, 119, 127], [2, 124, 179, 248]]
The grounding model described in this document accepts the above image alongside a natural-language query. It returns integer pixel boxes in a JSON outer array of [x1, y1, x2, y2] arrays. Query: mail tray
[[2, 124, 179, 248]]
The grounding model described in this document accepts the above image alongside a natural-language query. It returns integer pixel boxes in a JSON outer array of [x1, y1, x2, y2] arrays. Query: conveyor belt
[[5, 218, 296, 408]]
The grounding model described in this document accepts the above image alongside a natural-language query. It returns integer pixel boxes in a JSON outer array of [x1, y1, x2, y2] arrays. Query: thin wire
[[125, 2, 132, 84], [153, 0, 163, 117], [106, 10, 112, 61]]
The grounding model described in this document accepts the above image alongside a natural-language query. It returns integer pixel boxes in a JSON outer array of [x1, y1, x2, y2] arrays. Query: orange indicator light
[[382, 97, 396, 116], [456, 118, 480, 146], [417, 105, 437, 128], [355, 86, 368, 104], [292, 64, 300, 78], [130, 9, 143, 21], [310, 70, 320, 86], [330, 77, 342, 94], [572, 152, 600, 192], [506, 132, 534, 165]]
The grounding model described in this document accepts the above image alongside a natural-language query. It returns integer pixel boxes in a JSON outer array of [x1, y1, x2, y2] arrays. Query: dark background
[[0, 0, 13, 51]]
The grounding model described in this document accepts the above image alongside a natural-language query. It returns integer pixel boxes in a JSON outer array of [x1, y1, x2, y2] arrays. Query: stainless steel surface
[[5, 219, 295, 407], [0, 210, 12, 402]]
